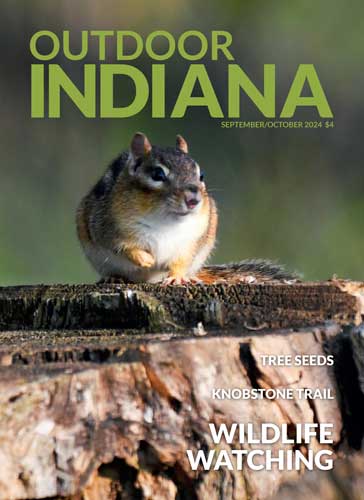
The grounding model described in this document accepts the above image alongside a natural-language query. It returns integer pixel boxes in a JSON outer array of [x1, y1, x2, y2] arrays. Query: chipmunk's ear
[[176, 134, 188, 153], [131, 132, 152, 158]]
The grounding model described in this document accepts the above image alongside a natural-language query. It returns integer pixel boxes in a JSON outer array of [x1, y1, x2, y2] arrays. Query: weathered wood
[[0, 323, 363, 500], [0, 280, 363, 500], [351, 325, 364, 396], [274, 453, 364, 500], [0, 280, 363, 332]]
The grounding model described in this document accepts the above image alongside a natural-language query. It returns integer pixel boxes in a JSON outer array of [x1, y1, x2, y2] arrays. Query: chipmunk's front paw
[[161, 276, 202, 286], [131, 249, 155, 268]]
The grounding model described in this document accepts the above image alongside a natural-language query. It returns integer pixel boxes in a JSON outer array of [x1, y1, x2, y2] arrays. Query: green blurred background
[[1, 0, 363, 285]]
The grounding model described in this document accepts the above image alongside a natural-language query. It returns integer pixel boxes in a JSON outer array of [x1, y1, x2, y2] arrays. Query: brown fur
[[196, 196, 218, 254], [197, 260, 299, 284], [76, 200, 92, 245], [76, 133, 217, 283]]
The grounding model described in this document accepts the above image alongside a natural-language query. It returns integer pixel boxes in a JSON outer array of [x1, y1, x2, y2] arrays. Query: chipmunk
[[77, 132, 217, 285], [77, 133, 297, 285]]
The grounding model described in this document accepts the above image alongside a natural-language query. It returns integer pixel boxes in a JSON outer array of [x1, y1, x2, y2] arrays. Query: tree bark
[[0, 281, 363, 500]]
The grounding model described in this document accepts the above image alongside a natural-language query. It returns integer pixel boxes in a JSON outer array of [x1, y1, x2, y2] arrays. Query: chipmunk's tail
[[197, 259, 300, 285]]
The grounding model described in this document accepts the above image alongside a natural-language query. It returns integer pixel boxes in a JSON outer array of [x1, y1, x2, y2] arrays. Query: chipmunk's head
[[127, 132, 207, 217]]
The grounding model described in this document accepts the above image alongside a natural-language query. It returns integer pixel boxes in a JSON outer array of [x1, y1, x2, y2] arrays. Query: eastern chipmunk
[[77, 133, 218, 284], [77, 133, 297, 285]]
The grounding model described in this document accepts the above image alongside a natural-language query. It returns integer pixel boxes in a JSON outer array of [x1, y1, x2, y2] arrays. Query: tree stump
[[0, 280, 363, 499]]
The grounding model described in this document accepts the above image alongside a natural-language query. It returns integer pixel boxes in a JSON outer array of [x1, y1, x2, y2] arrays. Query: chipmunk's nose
[[184, 184, 201, 210]]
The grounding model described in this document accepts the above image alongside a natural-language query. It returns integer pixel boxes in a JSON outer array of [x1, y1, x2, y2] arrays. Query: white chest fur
[[84, 209, 208, 282], [135, 211, 206, 266]]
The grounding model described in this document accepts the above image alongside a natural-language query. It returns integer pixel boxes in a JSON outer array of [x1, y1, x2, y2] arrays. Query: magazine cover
[[1, 0, 363, 499]]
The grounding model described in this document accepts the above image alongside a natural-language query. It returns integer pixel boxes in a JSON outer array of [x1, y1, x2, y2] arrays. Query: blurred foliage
[[0, 0, 363, 285]]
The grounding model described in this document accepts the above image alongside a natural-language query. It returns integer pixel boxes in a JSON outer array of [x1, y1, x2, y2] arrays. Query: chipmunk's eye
[[151, 167, 167, 182], [200, 171, 205, 182]]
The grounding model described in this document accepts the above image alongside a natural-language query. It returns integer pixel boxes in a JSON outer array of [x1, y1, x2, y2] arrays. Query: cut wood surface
[[0, 280, 363, 500], [1, 280, 363, 332]]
